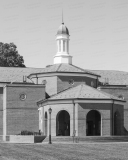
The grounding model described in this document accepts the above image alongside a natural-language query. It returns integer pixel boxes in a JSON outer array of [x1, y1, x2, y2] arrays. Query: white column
[[61, 40, 63, 52], [75, 103, 78, 136], [57, 40, 58, 52], [65, 40, 67, 53], [42, 107, 44, 134], [67, 41, 69, 53]]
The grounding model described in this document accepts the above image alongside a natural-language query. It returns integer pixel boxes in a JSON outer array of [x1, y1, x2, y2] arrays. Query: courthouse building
[[0, 22, 128, 140]]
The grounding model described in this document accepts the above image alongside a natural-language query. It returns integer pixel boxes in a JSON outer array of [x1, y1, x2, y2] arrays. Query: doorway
[[86, 110, 101, 136], [56, 110, 70, 136], [114, 111, 121, 135], [44, 112, 48, 136]]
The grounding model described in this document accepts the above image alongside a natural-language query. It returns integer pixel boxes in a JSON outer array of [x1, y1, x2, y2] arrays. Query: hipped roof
[[92, 70, 128, 85], [37, 84, 125, 105], [28, 64, 100, 78]]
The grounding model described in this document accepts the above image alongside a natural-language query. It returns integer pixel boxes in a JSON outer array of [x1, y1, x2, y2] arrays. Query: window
[[91, 81, 94, 87], [59, 40, 61, 52], [69, 79, 74, 85], [63, 40, 65, 51], [67, 41, 69, 52], [42, 80, 47, 85]]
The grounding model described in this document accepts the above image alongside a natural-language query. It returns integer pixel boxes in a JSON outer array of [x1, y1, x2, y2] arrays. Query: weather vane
[[62, 9, 64, 24]]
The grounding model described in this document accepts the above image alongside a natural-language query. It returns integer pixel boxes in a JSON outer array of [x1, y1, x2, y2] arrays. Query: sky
[[0, 0, 128, 71]]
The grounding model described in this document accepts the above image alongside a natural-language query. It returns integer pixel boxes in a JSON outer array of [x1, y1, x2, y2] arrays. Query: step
[[42, 136, 128, 143]]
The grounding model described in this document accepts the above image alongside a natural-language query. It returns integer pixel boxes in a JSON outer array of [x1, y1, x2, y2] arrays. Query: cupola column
[[61, 40, 63, 52]]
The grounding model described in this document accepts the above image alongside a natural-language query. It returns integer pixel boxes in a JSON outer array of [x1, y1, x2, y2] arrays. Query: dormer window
[[69, 79, 74, 85]]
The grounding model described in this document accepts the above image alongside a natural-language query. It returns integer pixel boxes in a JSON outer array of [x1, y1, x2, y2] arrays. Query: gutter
[[28, 71, 101, 79], [37, 97, 125, 107]]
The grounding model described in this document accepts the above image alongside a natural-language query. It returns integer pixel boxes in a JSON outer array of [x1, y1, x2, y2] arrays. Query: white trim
[[5, 84, 45, 88], [98, 86, 128, 89], [38, 99, 125, 107], [0, 84, 7, 87], [31, 72, 98, 79], [114, 101, 125, 105], [75, 100, 114, 103], [75, 103, 78, 136]]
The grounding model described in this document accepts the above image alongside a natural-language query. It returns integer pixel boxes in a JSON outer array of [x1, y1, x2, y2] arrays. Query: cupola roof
[[57, 23, 69, 35]]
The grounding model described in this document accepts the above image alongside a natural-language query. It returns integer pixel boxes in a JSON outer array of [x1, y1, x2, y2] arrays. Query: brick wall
[[40, 104, 73, 136], [57, 76, 96, 93], [0, 87, 3, 134], [35, 75, 97, 96], [6, 109, 38, 135], [78, 103, 112, 136], [113, 104, 124, 135], [99, 87, 128, 132], [39, 101, 124, 137], [0, 111, 3, 135], [38, 76, 57, 96], [4, 84, 45, 135]]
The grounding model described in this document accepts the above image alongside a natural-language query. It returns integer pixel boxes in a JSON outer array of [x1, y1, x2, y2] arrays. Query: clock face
[[19, 93, 27, 101]]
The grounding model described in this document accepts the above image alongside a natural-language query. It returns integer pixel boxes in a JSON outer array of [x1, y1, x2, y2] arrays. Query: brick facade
[[3, 84, 45, 137], [99, 87, 127, 132], [39, 102, 124, 137], [0, 87, 3, 135], [57, 76, 97, 93], [35, 75, 97, 96], [38, 76, 57, 96]]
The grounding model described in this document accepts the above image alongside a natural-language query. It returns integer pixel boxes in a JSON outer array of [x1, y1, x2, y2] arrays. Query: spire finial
[[62, 9, 64, 24]]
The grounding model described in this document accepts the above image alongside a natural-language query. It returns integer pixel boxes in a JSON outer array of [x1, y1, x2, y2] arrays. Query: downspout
[[112, 100, 114, 136]]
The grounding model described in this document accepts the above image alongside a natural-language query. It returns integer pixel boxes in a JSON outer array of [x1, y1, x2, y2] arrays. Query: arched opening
[[86, 110, 101, 136], [114, 111, 121, 135], [44, 112, 48, 136], [56, 110, 70, 136]]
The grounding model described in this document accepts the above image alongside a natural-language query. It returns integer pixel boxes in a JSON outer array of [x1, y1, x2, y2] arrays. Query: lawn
[[0, 142, 128, 160]]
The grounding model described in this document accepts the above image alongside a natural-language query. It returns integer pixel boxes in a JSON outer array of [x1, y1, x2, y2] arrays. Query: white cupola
[[54, 22, 72, 64]]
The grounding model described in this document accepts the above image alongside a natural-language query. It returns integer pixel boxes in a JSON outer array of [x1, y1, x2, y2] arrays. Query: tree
[[0, 42, 26, 67]]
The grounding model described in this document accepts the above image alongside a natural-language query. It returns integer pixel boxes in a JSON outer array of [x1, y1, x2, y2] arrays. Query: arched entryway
[[86, 110, 101, 136], [56, 110, 70, 136], [114, 111, 121, 135], [44, 112, 48, 136]]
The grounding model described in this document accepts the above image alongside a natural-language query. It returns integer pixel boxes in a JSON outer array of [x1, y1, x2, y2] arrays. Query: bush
[[20, 130, 42, 135]]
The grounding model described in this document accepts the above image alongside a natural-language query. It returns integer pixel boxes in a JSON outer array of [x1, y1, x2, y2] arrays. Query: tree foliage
[[0, 42, 26, 67]]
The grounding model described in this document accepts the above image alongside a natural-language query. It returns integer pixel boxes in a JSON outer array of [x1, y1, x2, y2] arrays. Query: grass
[[0, 142, 128, 160]]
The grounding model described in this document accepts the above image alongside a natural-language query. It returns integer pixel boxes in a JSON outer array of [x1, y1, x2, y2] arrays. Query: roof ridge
[[96, 88, 123, 100], [48, 86, 74, 99], [71, 64, 86, 72], [56, 64, 62, 72], [37, 84, 126, 104], [71, 64, 100, 76], [48, 84, 84, 100], [77, 84, 83, 98], [76, 84, 125, 101]]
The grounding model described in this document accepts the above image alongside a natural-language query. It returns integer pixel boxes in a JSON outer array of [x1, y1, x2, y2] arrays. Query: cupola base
[[54, 54, 72, 64]]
